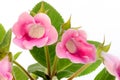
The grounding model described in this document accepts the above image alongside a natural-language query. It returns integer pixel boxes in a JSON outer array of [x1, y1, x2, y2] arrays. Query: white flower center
[[29, 24, 45, 38], [65, 39, 77, 53]]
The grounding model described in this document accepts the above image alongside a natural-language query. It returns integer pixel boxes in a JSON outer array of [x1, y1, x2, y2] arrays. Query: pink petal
[[77, 42, 96, 62], [67, 53, 84, 63], [6, 72, 13, 80], [77, 30, 87, 40], [18, 12, 34, 25], [62, 29, 76, 44], [0, 56, 11, 73], [23, 37, 48, 49], [13, 37, 25, 49], [0, 56, 12, 80], [12, 12, 34, 38], [102, 53, 120, 75], [46, 26, 58, 45], [34, 13, 51, 27], [56, 42, 67, 58]]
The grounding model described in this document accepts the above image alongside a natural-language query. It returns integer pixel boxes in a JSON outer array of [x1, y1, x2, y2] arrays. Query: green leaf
[[88, 40, 101, 48], [56, 60, 101, 79], [80, 60, 101, 75], [13, 66, 28, 80], [28, 63, 47, 73], [56, 41, 101, 79], [30, 1, 64, 33], [28, 63, 48, 80], [102, 43, 111, 52], [0, 29, 12, 51], [94, 68, 115, 80], [30, 44, 55, 67], [62, 16, 71, 30], [0, 24, 6, 43], [13, 52, 22, 60]]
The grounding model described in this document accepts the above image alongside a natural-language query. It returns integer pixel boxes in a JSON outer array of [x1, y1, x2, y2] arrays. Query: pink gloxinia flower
[[0, 56, 12, 80], [102, 52, 120, 80], [12, 12, 58, 49], [56, 29, 96, 63]]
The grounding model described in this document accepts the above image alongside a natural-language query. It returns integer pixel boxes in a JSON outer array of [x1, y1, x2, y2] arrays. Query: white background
[[0, 0, 120, 80]]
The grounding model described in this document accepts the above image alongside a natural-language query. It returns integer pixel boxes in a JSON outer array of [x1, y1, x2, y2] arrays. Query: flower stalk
[[68, 63, 91, 80], [44, 46, 51, 78], [51, 56, 58, 78], [13, 61, 34, 80]]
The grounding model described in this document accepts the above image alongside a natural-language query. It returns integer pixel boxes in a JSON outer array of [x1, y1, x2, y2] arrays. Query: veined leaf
[[94, 68, 115, 80], [56, 59, 101, 79], [0, 29, 12, 51], [13, 52, 22, 60], [28, 63, 48, 80], [0, 24, 6, 43], [13, 66, 28, 80]]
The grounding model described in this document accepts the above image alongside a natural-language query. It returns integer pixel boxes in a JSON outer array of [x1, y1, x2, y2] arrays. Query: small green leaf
[[103, 43, 111, 52], [28, 63, 47, 80], [28, 63, 47, 73], [0, 24, 6, 43], [13, 66, 28, 80], [62, 16, 71, 30], [94, 68, 115, 80], [0, 29, 12, 51], [14, 52, 22, 60]]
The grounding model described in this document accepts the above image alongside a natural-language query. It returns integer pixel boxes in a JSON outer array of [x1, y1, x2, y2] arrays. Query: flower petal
[[34, 13, 51, 27], [0, 56, 12, 80], [61, 29, 76, 44], [102, 52, 120, 75], [23, 37, 48, 49], [13, 37, 25, 49], [46, 26, 58, 45], [12, 12, 34, 38], [56, 42, 67, 58]]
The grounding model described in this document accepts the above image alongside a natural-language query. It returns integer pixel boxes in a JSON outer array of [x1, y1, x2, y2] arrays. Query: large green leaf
[[56, 60, 101, 79], [0, 29, 12, 51], [30, 45, 55, 67], [56, 41, 102, 79], [28, 63, 48, 80], [0, 24, 6, 43], [13, 66, 28, 80], [30, 1, 64, 68], [94, 68, 115, 80]]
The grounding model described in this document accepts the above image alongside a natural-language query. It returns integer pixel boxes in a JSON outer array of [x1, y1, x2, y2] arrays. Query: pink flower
[[0, 56, 12, 80], [102, 52, 120, 80], [56, 29, 96, 64], [12, 12, 58, 49]]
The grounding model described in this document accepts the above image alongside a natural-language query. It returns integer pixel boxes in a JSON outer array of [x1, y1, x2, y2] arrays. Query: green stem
[[44, 46, 51, 78], [68, 63, 91, 80], [51, 56, 58, 77], [13, 61, 34, 80]]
